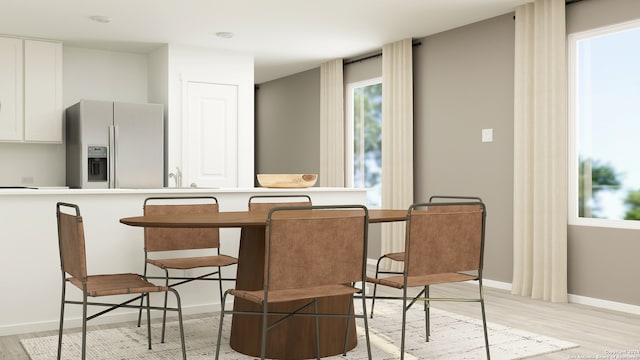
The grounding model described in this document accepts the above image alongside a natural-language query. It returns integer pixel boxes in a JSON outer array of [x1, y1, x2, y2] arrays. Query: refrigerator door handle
[[108, 125, 116, 188]]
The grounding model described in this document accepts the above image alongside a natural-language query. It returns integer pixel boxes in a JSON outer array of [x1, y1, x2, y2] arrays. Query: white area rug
[[21, 301, 578, 359]]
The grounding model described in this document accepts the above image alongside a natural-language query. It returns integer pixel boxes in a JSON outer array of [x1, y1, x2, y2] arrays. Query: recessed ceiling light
[[89, 15, 111, 23], [216, 32, 234, 39]]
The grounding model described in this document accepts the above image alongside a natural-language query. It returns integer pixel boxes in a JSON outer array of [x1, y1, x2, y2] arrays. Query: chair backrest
[[56, 202, 88, 281], [264, 205, 368, 291], [248, 194, 312, 212], [405, 199, 486, 278], [143, 196, 220, 252]]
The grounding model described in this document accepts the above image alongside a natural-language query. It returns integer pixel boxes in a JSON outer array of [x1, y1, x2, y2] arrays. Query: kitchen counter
[[0, 186, 361, 195], [0, 187, 366, 336]]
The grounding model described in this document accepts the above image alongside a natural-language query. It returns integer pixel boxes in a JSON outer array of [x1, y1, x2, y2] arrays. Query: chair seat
[[147, 255, 238, 270], [229, 284, 361, 305], [69, 273, 167, 297], [366, 272, 478, 289], [382, 252, 405, 262]]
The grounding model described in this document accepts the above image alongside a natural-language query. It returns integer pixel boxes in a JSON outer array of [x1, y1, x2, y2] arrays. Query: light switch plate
[[482, 128, 493, 143]]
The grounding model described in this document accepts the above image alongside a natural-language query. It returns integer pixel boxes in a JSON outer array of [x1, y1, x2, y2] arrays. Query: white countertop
[[0, 186, 363, 196]]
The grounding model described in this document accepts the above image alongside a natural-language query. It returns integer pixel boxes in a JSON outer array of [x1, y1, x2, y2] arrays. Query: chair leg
[[260, 301, 268, 360], [361, 293, 373, 360], [425, 285, 430, 342], [400, 288, 408, 360], [146, 292, 152, 350], [214, 291, 228, 360], [137, 262, 149, 327], [370, 256, 384, 318], [313, 299, 320, 360], [169, 288, 188, 360], [480, 284, 490, 359], [81, 291, 88, 360], [217, 266, 224, 301], [161, 269, 170, 343], [56, 279, 66, 360]]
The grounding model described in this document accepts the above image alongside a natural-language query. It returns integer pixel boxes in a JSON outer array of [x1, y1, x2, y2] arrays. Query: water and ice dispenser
[[87, 146, 108, 182]]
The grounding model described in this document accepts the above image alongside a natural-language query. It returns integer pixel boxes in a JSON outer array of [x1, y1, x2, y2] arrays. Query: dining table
[[120, 208, 407, 359]]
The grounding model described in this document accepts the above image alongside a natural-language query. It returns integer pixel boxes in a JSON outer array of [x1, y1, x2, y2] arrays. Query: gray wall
[[255, 0, 640, 306], [414, 13, 515, 283], [254, 68, 320, 182]]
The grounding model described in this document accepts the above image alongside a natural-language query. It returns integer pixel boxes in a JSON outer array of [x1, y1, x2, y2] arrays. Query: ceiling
[[0, 0, 532, 84]]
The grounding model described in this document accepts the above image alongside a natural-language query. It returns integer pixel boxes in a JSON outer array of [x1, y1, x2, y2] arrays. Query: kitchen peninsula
[[0, 187, 366, 336]]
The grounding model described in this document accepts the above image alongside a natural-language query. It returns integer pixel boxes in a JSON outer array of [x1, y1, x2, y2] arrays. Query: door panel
[[184, 81, 238, 188]]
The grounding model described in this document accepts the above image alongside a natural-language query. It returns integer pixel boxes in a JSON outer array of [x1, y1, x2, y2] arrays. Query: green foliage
[[624, 190, 640, 220], [579, 158, 620, 218]]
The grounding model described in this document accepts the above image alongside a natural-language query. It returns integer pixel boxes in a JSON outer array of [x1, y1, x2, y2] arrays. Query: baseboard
[[479, 279, 640, 315], [481, 279, 512, 291], [366, 259, 640, 316], [568, 294, 640, 315], [0, 301, 231, 337]]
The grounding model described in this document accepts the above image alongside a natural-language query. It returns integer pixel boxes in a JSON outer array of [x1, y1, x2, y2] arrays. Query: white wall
[[0, 142, 65, 186], [62, 46, 150, 108], [147, 45, 169, 108]]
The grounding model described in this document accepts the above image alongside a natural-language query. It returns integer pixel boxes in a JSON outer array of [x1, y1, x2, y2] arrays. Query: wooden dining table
[[121, 208, 407, 359]]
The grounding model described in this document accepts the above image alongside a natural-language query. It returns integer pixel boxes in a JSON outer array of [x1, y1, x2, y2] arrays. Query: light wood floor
[[2, 282, 639, 359]]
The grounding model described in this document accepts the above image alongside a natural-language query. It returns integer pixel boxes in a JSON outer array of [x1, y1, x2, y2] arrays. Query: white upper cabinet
[[0, 37, 23, 141], [0, 37, 62, 143], [24, 39, 63, 142]]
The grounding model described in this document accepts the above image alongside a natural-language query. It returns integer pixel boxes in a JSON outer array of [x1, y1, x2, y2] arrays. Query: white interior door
[[184, 81, 238, 188]]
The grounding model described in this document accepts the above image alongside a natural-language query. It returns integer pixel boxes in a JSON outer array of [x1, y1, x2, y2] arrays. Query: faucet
[[168, 166, 183, 188]]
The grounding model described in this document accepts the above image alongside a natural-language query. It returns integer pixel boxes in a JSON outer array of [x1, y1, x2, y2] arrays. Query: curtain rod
[[344, 40, 422, 65]]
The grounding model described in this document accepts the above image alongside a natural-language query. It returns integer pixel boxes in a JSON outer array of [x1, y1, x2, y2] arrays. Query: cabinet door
[[0, 37, 24, 141], [24, 40, 62, 143]]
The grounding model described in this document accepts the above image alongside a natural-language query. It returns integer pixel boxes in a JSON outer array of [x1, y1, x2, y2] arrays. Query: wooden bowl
[[257, 174, 318, 188]]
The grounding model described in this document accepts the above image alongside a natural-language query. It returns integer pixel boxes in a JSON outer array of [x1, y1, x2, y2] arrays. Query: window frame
[[568, 18, 640, 229], [345, 77, 382, 207]]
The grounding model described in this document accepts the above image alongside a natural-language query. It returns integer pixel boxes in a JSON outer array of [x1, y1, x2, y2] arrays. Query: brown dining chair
[[366, 196, 490, 360], [369, 195, 473, 319], [56, 202, 187, 360], [247, 194, 312, 211], [136, 196, 237, 341], [215, 205, 372, 360]]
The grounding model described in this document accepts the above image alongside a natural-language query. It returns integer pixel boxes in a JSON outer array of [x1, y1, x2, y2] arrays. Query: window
[[569, 19, 640, 228], [346, 78, 382, 207]]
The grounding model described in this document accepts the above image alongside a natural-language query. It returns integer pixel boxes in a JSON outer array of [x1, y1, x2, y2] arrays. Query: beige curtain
[[319, 59, 345, 187], [381, 38, 414, 271], [513, 0, 568, 303]]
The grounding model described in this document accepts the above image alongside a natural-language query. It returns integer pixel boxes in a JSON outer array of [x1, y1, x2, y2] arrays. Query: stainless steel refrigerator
[[65, 100, 164, 189]]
